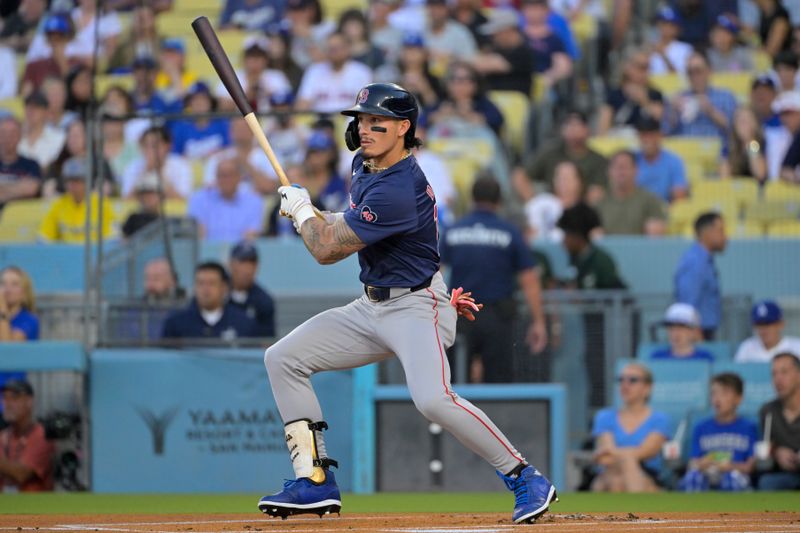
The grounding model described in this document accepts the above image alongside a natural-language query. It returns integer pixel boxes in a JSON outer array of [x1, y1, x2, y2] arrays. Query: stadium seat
[[321, 0, 368, 24], [745, 200, 800, 228], [764, 180, 800, 203], [487, 90, 530, 155], [684, 161, 704, 183], [668, 197, 736, 237], [614, 359, 711, 426], [767, 219, 800, 237], [0, 97, 23, 119], [711, 362, 773, 418], [732, 219, 767, 239], [427, 138, 494, 168], [753, 50, 772, 72], [635, 341, 733, 361], [587, 136, 636, 157], [662, 136, 722, 175], [0, 199, 53, 242], [157, 13, 196, 37], [649, 73, 687, 99], [691, 179, 758, 212], [710, 72, 754, 103]]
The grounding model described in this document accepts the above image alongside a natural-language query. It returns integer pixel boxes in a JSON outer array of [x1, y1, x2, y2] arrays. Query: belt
[[364, 277, 433, 303]]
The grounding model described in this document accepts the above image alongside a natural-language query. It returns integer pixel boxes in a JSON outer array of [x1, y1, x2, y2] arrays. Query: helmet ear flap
[[344, 119, 360, 151]]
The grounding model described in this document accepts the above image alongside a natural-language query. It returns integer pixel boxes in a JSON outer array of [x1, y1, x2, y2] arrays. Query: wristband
[[294, 204, 316, 229]]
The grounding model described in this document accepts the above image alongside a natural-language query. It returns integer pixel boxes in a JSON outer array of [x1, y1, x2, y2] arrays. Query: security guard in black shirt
[[228, 241, 276, 337]]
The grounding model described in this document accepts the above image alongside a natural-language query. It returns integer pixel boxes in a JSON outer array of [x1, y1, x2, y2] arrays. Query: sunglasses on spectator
[[617, 375, 645, 384]]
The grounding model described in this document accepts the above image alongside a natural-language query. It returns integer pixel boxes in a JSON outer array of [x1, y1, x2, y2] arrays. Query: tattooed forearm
[[300, 216, 365, 264]]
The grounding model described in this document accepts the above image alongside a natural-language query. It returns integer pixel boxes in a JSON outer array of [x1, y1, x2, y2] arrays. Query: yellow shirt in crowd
[[38, 193, 115, 243]]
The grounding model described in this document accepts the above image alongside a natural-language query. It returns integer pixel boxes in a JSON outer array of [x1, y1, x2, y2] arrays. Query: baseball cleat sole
[[258, 499, 342, 519], [514, 486, 558, 524]]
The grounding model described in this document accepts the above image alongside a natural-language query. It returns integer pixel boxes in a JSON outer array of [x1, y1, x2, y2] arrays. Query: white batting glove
[[278, 185, 315, 233]]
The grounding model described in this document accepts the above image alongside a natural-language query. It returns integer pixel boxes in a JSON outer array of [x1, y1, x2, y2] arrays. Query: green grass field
[[2, 492, 799, 515]]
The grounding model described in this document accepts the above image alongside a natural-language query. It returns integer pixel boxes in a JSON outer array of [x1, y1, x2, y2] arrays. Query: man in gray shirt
[[424, 0, 477, 63], [758, 352, 800, 490]]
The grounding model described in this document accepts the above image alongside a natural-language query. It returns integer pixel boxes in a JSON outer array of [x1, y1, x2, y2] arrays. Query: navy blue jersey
[[161, 301, 258, 339], [440, 209, 536, 304], [228, 283, 276, 337], [344, 152, 439, 287]]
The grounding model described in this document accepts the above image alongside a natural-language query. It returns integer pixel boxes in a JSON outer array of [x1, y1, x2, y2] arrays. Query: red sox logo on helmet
[[361, 206, 377, 223], [357, 88, 369, 104]]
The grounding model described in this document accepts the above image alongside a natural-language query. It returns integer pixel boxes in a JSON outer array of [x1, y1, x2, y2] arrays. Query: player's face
[[357, 114, 409, 158], [771, 356, 800, 400], [710, 383, 740, 417]]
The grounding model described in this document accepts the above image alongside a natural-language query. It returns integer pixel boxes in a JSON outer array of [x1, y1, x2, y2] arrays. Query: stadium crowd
[[0, 0, 799, 492]]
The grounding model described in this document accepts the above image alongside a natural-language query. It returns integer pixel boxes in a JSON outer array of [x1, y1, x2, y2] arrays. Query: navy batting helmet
[[341, 83, 420, 150]]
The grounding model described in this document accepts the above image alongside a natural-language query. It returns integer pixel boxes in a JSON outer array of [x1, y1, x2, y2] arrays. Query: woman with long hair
[[721, 107, 768, 183], [0, 267, 39, 341]]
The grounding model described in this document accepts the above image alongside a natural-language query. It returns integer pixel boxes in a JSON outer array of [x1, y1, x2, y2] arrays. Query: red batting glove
[[450, 287, 483, 321]]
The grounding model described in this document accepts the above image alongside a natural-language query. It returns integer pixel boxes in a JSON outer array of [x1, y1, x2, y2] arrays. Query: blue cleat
[[258, 470, 342, 519], [497, 465, 558, 524]]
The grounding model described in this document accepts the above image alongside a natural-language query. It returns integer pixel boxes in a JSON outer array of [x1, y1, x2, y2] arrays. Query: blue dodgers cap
[[230, 241, 259, 262], [402, 32, 425, 47], [306, 131, 335, 151], [186, 81, 212, 98], [132, 55, 158, 69], [655, 6, 681, 24], [43, 13, 72, 35], [161, 37, 186, 53], [715, 14, 739, 35], [752, 300, 783, 325]]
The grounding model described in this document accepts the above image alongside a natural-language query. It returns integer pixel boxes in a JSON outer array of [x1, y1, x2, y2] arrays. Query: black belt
[[364, 277, 433, 302]]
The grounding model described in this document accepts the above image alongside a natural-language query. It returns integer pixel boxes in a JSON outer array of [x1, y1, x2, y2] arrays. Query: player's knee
[[413, 394, 448, 422], [264, 344, 288, 377]]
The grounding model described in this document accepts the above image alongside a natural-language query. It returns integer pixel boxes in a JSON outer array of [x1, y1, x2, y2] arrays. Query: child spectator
[[648, 6, 692, 76], [707, 15, 753, 73], [680, 373, 757, 491], [0, 267, 39, 341], [734, 301, 800, 363], [591, 362, 670, 492], [650, 303, 713, 361], [155, 38, 198, 103]]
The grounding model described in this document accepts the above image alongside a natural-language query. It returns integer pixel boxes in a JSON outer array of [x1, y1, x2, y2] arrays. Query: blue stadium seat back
[[710, 362, 774, 416], [636, 341, 732, 361], [614, 359, 711, 422], [636, 342, 668, 359]]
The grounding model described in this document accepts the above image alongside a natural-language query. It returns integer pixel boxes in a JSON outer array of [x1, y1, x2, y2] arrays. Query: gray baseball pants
[[264, 272, 526, 474]]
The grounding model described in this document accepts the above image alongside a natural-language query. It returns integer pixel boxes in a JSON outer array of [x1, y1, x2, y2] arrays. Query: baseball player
[[258, 83, 557, 524]]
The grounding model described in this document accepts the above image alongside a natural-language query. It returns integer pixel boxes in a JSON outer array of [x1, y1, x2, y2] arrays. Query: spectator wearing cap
[[0, 266, 39, 342], [666, 0, 739, 50], [0, 0, 47, 54], [647, 6, 693, 76], [708, 15, 753, 73], [674, 212, 727, 340], [168, 82, 231, 161], [0, 379, 54, 492], [228, 242, 276, 337], [514, 110, 608, 205], [121, 126, 193, 199], [757, 352, 800, 490], [296, 32, 372, 114], [754, 76, 781, 129], [155, 38, 199, 103], [130, 55, 176, 115], [596, 150, 667, 236], [162, 261, 257, 340], [720, 107, 768, 183], [397, 33, 445, 109], [106, 5, 159, 73], [213, 36, 292, 113], [520, 0, 572, 86], [121, 172, 162, 238], [424, 0, 478, 69], [188, 154, 264, 241], [666, 51, 737, 146], [17, 91, 65, 171], [38, 156, 114, 243], [772, 51, 799, 93], [650, 303, 713, 361], [19, 13, 76, 96], [204, 119, 278, 195], [0, 116, 41, 207], [775, 91, 800, 183], [635, 116, 689, 203], [220, 0, 284, 32], [473, 9, 536, 96], [757, 0, 793, 58], [735, 301, 800, 363], [597, 49, 664, 136]]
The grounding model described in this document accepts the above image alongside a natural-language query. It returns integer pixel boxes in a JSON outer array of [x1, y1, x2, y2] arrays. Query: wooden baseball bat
[[191, 16, 290, 187]]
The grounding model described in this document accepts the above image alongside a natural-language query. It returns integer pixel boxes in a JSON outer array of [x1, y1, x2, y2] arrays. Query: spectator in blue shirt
[[674, 212, 727, 340], [650, 303, 713, 361], [680, 372, 757, 491], [667, 51, 737, 147], [440, 175, 547, 382], [188, 154, 264, 242], [635, 116, 689, 203], [591, 362, 671, 492], [162, 262, 257, 340], [130, 55, 177, 115], [219, 0, 285, 33], [227, 241, 276, 338], [169, 82, 231, 160], [0, 266, 38, 342]]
